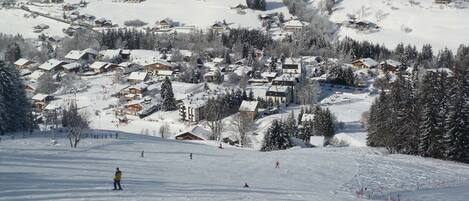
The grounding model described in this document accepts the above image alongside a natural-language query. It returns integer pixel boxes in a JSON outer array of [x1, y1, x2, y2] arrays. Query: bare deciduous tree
[[232, 113, 254, 147], [159, 122, 170, 138], [62, 101, 89, 148]]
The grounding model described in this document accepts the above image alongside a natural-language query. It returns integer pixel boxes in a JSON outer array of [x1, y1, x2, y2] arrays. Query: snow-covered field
[[324, 0, 469, 51], [0, 8, 69, 38], [1, 132, 469, 201]]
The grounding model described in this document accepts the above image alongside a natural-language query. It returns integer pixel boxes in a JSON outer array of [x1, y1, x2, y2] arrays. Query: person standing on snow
[[113, 168, 123, 190], [190, 153, 193, 160], [275, 161, 280, 168]]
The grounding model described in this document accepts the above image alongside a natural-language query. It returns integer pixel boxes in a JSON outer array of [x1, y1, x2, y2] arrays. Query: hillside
[[1, 132, 469, 201], [321, 0, 469, 51]]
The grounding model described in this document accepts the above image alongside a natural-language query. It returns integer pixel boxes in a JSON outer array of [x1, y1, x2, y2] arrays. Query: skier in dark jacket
[[190, 153, 193, 160], [113, 168, 123, 190]]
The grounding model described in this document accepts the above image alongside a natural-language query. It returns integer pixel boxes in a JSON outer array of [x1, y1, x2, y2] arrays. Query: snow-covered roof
[[179, 50, 193, 57], [182, 98, 206, 108], [118, 62, 133, 68], [39, 59, 64, 71], [176, 126, 211, 140], [267, 86, 289, 93], [90, 61, 108, 69], [261, 72, 277, 78], [64, 50, 87, 60], [157, 70, 174, 76], [129, 83, 148, 90], [233, 66, 253, 76], [62, 62, 81, 70], [310, 136, 325, 147], [354, 58, 378, 67], [212, 57, 224, 63], [27, 70, 45, 81], [239, 101, 258, 112], [83, 48, 98, 55], [284, 19, 306, 27], [426, 68, 454, 76], [273, 74, 297, 82], [32, 93, 50, 101], [100, 49, 121, 59], [381, 59, 402, 67], [284, 57, 301, 65], [128, 72, 148, 81], [44, 103, 61, 111], [14, 58, 33, 66]]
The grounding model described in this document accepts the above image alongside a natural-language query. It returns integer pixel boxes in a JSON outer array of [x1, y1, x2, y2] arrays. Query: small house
[[31, 94, 53, 111], [62, 62, 82, 73], [212, 21, 228, 33], [283, 19, 306, 32], [27, 70, 46, 82], [14, 58, 35, 69], [380, 60, 404, 72], [90, 61, 115, 73], [39, 59, 67, 72], [158, 18, 174, 29], [144, 60, 173, 76], [261, 72, 278, 82], [127, 72, 148, 84], [175, 126, 211, 140], [238, 101, 259, 120], [352, 58, 379, 68]]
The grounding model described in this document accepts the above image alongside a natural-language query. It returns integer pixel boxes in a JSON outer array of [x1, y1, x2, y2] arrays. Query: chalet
[[64, 48, 98, 62], [352, 58, 379, 68], [282, 58, 302, 74], [117, 98, 160, 117], [179, 99, 206, 122], [175, 126, 211, 140], [39, 59, 67, 73], [157, 18, 174, 29], [156, 70, 175, 80], [266, 86, 292, 106], [144, 60, 173, 76], [272, 75, 298, 87], [62, 62, 82, 73], [116, 83, 148, 101], [212, 21, 228, 33], [126, 0, 145, 3], [239, 101, 259, 120], [121, 49, 131, 60], [90, 61, 115, 73], [380, 60, 404, 72], [204, 71, 216, 82], [24, 83, 37, 94], [260, 72, 278, 82], [127, 72, 149, 84], [27, 70, 46, 82], [14, 58, 35, 69], [95, 18, 112, 27], [100, 49, 122, 60], [283, 19, 306, 32], [31, 94, 53, 112]]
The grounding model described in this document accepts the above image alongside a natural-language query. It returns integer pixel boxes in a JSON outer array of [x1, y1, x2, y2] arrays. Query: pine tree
[[0, 61, 33, 134], [285, 111, 299, 138], [161, 77, 177, 111], [4, 42, 21, 64], [261, 120, 292, 151]]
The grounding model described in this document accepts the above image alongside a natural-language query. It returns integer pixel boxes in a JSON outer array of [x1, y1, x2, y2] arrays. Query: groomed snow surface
[[2, 132, 469, 201]]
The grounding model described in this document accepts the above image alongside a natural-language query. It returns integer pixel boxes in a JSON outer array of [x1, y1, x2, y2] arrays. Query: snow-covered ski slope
[[1, 132, 469, 201], [323, 0, 469, 51]]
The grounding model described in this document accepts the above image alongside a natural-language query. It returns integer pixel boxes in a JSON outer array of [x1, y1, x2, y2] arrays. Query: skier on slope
[[190, 153, 193, 160], [113, 168, 123, 190], [275, 161, 280, 168]]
